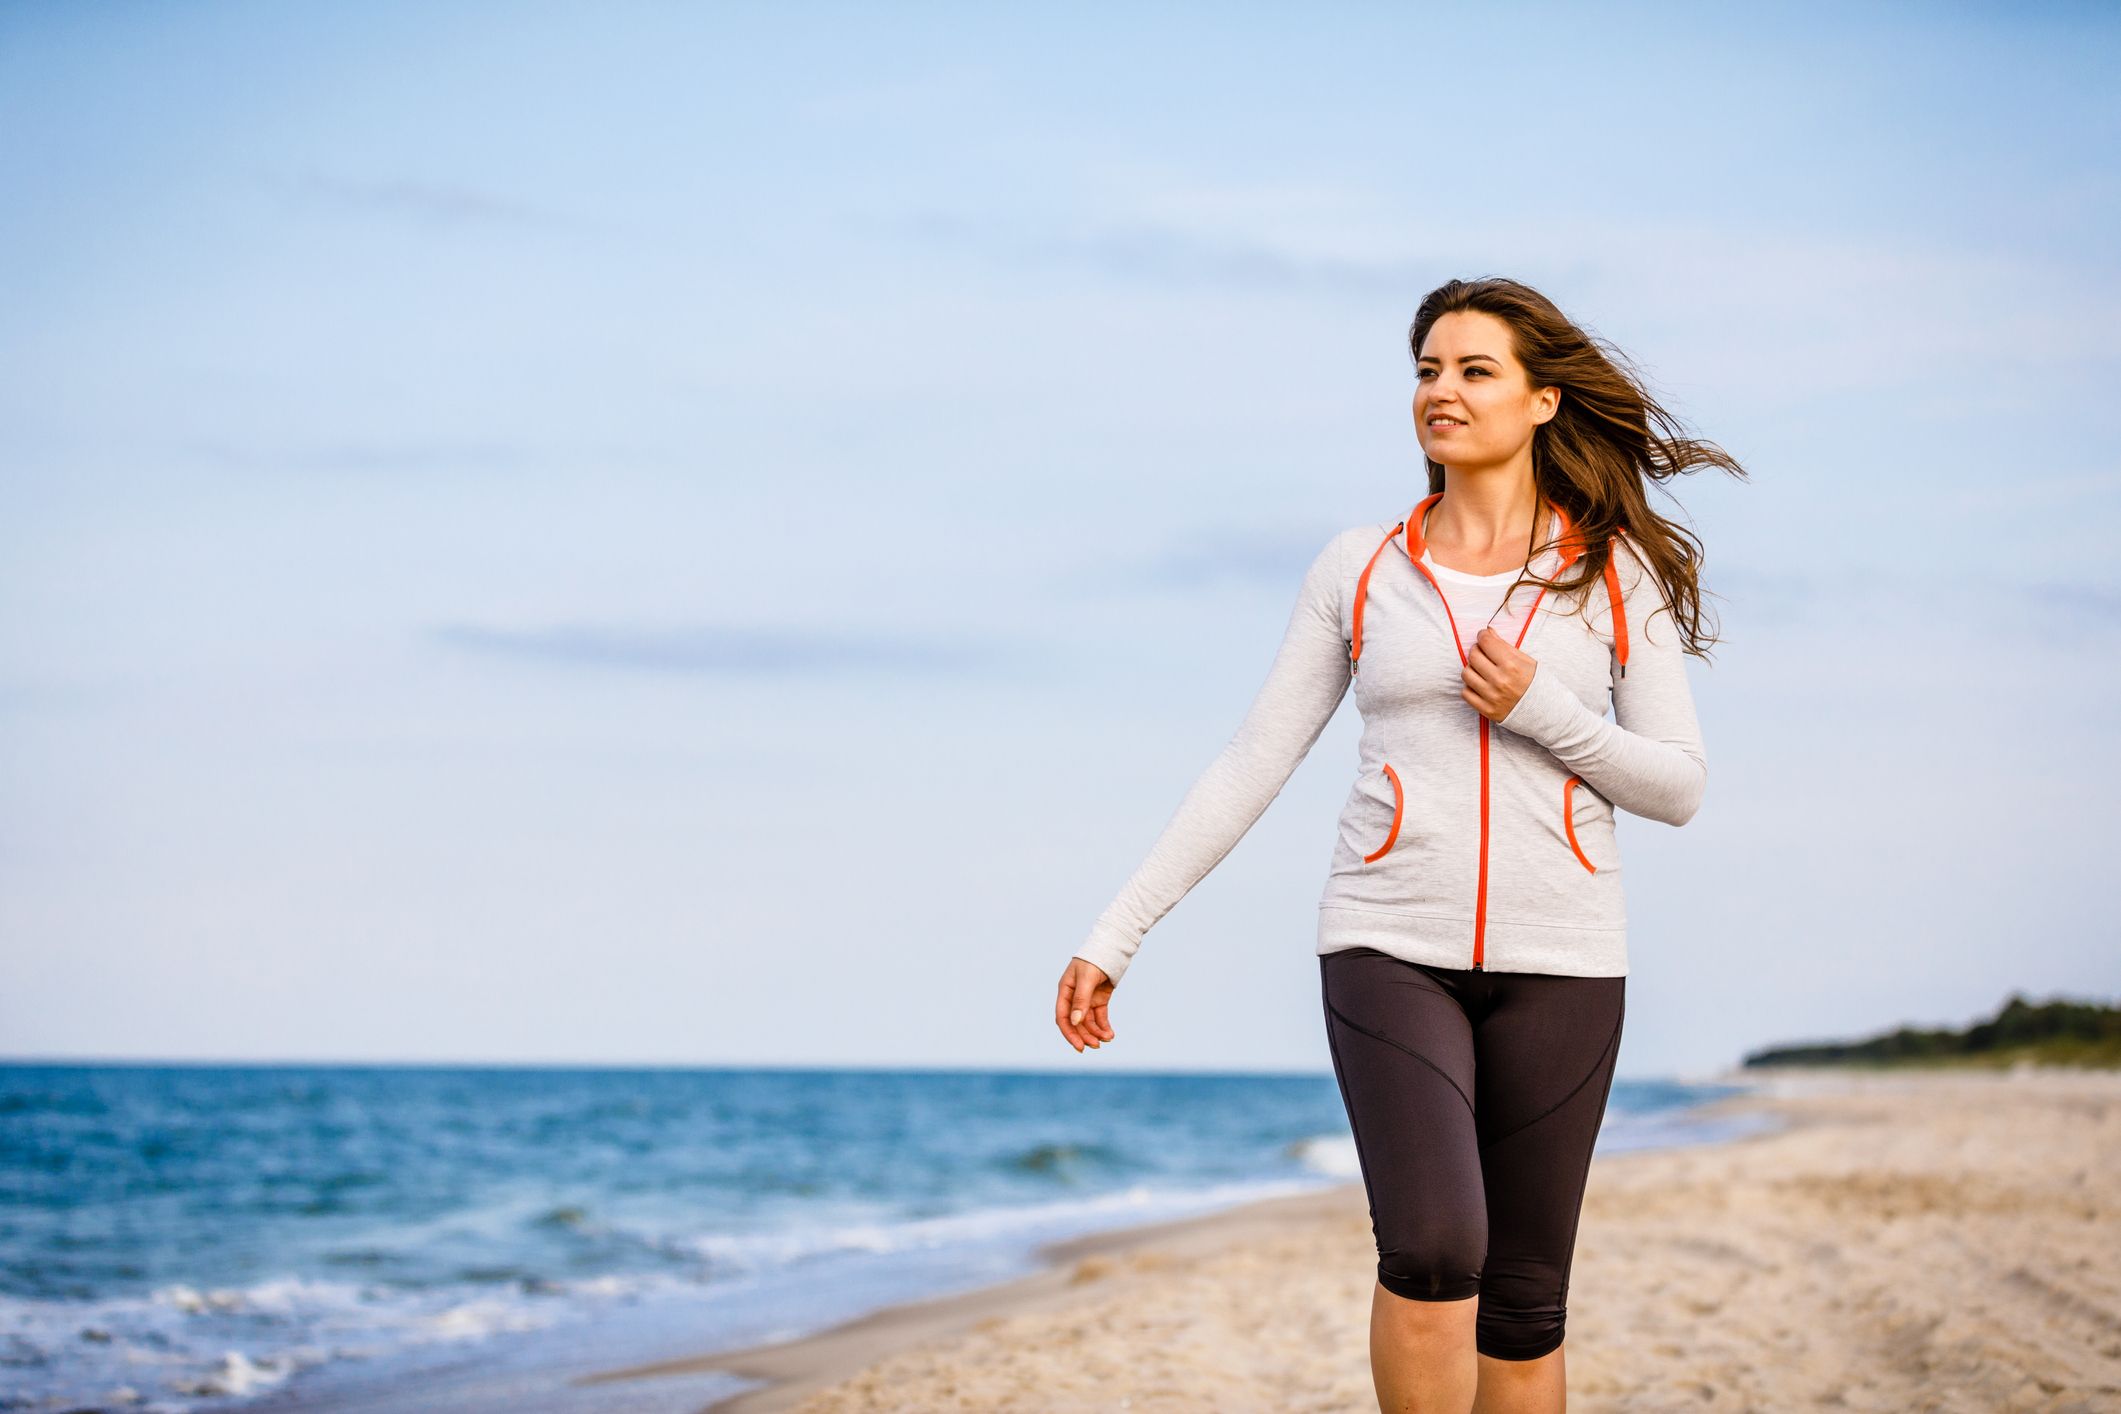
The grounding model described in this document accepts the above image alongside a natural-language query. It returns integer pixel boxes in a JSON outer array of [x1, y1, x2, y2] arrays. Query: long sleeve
[[1495, 538, 1707, 826], [1073, 532, 1354, 987]]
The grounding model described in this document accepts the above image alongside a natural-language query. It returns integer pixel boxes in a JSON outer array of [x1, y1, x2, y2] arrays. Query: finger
[[1089, 997, 1116, 1041], [1069, 972, 1102, 1048], [1476, 627, 1520, 668], [1467, 640, 1501, 686], [1055, 978, 1087, 1051], [1064, 974, 1086, 1030], [1463, 657, 1499, 703], [1083, 977, 1115, 1045]]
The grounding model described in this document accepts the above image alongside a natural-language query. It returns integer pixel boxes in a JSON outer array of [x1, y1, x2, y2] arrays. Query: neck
[[1426, 477, 1543, 553]]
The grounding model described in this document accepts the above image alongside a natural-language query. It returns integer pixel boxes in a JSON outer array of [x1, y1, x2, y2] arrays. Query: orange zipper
[[1396, 493, 1554, 970], [1349, 496, 1628, 971]]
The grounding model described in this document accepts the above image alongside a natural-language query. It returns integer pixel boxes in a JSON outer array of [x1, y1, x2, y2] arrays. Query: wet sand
[[580, 1065, 2121, 1412]]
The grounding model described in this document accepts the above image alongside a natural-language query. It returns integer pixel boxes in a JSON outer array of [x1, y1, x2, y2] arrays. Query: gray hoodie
[[1074, 492, 1707, 987]]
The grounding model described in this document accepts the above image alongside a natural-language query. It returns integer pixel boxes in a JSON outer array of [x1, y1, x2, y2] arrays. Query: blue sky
[[3, 1, 2116, 1078]]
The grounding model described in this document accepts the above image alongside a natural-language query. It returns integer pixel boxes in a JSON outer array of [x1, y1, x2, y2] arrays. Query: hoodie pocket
[[1561, 774, 1600, 873], [1363, 763, 1405, 863]]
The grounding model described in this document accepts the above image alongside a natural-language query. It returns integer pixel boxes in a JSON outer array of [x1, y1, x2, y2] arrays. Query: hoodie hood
[[1352, 491, 1632, 678]]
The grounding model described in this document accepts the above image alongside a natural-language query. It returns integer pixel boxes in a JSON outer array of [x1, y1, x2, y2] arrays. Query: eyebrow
[[1415, 353, 1501, 366]]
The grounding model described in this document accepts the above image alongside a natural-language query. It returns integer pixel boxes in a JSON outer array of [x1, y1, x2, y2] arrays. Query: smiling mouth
[[1428, 417, 1466, 427]]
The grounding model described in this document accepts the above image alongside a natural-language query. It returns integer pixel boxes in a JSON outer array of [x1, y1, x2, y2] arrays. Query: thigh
[[1471, 973, 1626, 1291], [1319, 949, 1485, 1286]]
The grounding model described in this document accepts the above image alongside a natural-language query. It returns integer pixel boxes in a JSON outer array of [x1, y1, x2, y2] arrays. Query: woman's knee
[[1474, 1291, 1566, 1360], [1374, 1220, 1484, 1303]]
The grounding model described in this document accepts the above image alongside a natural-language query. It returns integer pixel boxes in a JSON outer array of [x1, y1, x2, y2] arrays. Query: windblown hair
[[1408, 277, 1746, 659]]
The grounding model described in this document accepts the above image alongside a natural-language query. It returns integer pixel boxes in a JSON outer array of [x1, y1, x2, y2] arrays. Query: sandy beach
[[580, 1065, 2121, 1413]]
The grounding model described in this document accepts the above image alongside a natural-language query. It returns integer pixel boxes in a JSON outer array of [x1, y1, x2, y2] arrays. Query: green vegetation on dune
[[1743, 993, 2121, 1071]]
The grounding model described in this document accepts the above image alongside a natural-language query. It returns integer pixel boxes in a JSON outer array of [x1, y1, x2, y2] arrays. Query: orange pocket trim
[[1364, 763, 1404, 863], [1562, 774, 1597, 873]]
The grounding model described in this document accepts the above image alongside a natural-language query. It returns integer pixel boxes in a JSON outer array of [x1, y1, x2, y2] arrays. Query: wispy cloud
[[2015, 579, 2121, 628], [179, 438, 539, 476], [428, 622, 1012, 676], [1934, 469, 2121, 512], [894, 209, 1423, 299], [1045, 524, 1340, 597], [0, 674, 133, 716], [1715, 566, 2121, 640], [792, 66, 1001, 125], [888, 191, 2116, 407], [258, 172, 567, 231]]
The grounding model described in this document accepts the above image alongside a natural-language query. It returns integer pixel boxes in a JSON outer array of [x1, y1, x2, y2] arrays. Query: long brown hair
[[1408, 277, 1746, 659]]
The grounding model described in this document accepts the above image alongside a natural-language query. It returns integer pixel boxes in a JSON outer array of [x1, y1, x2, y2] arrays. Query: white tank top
[[1418, 548, 1552, 652]]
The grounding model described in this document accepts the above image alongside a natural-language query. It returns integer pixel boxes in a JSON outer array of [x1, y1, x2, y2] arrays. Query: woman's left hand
[[1464, 626, 1537, 723]]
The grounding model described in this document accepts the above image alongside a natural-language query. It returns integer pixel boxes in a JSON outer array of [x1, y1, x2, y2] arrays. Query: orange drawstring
[[1603, 552, 1629, 677], [1608, 527, 1631, 676]]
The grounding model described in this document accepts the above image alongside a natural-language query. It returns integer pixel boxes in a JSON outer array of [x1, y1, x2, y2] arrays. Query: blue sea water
[[0, 1064, 1775, 1412]]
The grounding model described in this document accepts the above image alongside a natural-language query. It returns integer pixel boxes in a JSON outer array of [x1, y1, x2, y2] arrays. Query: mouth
[[1427, 416, 1467, 428]]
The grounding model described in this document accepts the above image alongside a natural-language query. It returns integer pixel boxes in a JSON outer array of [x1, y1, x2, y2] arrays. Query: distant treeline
[[1743, 993, 2121, 1070]]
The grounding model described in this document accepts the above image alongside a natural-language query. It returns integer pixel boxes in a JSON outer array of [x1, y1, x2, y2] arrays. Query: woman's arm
[[1073, 531, 1355, 987], [1495, 538, 1708, 826]]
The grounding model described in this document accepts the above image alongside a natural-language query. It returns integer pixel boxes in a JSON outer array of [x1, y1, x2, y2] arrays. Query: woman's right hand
[[1055, 958, 1117, 1053]]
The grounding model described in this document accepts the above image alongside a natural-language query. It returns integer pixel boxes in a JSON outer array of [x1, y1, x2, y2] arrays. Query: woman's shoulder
[[1276, 521, 1401, 621], [1323, 517, 1406, 563], [1294, 520, 1404, 596]]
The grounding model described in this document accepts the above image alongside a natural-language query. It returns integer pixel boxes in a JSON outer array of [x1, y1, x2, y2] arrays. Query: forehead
[[1416, 309, 1514, 363]]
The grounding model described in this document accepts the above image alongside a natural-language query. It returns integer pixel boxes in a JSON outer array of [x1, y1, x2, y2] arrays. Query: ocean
[[0, 1063, 1777, 1412]]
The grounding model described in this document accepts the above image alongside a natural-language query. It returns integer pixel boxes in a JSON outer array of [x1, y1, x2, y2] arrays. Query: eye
[[1466, 367, 1490, 377]]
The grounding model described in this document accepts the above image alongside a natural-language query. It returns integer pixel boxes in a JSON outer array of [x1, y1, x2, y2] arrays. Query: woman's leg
[[1320, 948, 1487, 1412], [1468, 970, 1625, 1412]]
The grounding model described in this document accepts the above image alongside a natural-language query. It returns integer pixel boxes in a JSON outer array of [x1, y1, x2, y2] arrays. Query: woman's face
[[1412, 309, 1558, 468]]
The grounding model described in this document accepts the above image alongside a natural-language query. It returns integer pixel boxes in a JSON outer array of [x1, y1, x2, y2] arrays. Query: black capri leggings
[[1319, 946, 1625, 1362]]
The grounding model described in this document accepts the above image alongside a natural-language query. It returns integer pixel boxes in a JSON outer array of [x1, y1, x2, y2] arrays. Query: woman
[[1052, 276, 1744, 1411]]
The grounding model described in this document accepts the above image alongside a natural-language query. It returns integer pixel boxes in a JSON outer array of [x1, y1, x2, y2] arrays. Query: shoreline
[[578, 1064, 2121, 1411], [577, 1182, 1381, 1412], [579, 1070, 1801, 1412]]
